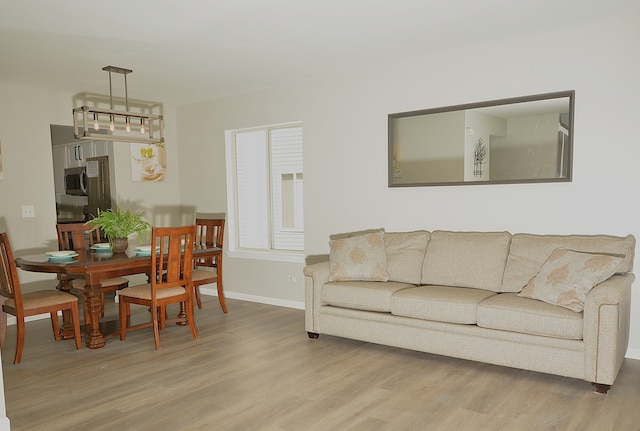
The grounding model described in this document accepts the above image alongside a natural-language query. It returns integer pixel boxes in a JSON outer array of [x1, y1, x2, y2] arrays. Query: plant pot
[[111, 237, 129, 254]]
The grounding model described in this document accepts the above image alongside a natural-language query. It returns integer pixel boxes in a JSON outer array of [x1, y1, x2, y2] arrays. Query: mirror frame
[[388, 90, 574, 187]]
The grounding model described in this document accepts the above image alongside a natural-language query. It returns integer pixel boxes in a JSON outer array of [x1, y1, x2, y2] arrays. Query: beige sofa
[[304, 230, 636, 393]]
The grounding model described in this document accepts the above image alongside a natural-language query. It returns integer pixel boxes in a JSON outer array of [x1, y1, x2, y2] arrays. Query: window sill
[[227, 249, 305, 264]]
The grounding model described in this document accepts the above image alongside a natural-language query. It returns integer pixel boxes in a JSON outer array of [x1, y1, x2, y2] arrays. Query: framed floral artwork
[[130, 143, 166, 182]]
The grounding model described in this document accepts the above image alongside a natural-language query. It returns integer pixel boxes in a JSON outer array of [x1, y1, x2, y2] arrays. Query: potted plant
[[85, 208, 152, 253]]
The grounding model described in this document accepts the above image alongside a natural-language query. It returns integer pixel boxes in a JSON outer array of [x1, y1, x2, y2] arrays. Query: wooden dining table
[[14, 244, 221, 349]]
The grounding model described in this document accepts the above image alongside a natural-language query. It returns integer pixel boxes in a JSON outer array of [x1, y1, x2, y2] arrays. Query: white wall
[[176, 90, 308, 303], [177, 14, 640, 354], [0, 83, 182, 290], [1, 12, 638, 355]]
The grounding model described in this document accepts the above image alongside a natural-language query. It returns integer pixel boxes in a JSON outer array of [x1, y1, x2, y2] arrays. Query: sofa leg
[[307, 332, 319, 339], [592, 383, 611, 394]]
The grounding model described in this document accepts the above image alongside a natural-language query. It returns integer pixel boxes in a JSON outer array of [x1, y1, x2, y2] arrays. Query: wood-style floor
[[2, 295, 640, 431]]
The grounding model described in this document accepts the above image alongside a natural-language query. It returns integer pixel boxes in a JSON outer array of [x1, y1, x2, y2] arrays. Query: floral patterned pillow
[[518, 248, 624, 312], [329, 231, 389, 282]]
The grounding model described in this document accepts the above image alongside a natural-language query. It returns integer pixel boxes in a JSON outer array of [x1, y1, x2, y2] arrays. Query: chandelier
[[72, 66, 164, 145]]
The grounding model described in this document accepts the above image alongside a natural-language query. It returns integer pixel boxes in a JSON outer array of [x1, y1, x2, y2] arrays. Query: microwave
[[64, 166, 87, 196]]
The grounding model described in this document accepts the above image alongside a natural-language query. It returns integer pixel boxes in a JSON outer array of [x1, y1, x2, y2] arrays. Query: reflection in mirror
[[388, 91, 574, 187]]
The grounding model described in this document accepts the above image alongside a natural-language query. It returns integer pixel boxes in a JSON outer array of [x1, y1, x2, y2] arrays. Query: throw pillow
[[517, 248, 623, 312], [329, 230, 389, 282]]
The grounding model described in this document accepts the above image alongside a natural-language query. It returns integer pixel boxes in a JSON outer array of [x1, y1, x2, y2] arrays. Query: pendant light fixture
[[72, 66, 164, 144]]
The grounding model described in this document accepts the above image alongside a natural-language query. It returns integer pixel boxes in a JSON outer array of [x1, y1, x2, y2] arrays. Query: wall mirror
[[388, 90, 574, 187]]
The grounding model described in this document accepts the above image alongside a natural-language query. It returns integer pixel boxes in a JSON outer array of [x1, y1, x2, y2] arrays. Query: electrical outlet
[[21, 205, 35, 218], [288, 275, 297, 282]]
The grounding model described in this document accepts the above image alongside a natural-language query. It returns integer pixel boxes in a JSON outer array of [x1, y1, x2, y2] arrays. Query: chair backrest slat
[[150, 225, 196, 301], [56, 223, 103, 251], [194, 218, 225, 268], [0, 232, 21, 305]]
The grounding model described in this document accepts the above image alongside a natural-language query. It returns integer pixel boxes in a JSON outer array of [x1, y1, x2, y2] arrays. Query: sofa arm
[[304, 261, 330, 334], [583, 273, 634, 387]]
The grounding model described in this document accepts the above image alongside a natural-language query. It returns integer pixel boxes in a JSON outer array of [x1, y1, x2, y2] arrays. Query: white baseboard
[[199, 286, 305, 310], [625, 348, 640, 360]]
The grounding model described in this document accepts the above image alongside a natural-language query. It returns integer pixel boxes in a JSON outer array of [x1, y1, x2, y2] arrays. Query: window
[[226, 123, 303, 262]]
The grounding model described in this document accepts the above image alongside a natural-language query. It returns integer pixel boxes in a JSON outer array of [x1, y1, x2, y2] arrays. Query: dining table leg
[[84, 276, 106, 349]]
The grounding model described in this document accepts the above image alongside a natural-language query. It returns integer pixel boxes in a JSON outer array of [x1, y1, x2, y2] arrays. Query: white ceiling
[[1, 0, 638, 107]]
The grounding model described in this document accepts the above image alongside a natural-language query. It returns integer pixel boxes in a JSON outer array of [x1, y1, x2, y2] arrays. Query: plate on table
[[90, 243, 112, 252], [134, 245, 159, 256], [45, 251, 76, 257], [46, 252, 78, 261]]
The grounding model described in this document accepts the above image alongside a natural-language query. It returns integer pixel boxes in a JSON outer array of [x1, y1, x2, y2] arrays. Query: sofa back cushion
[[501, 233, 636, 293], [384, 231, 430, 284], [421, 231, 512, 292]]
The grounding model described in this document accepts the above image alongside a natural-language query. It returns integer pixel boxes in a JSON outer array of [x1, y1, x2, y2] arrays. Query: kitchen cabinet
[[52, 145, 66, 194], [65, 141, 94, 168], [93, 141, 109, 157]]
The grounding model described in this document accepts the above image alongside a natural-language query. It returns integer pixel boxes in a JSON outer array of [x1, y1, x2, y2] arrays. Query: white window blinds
[[235, 130, 270, 249], [271, 126, 303, 251], [231, 124, 303, 253]]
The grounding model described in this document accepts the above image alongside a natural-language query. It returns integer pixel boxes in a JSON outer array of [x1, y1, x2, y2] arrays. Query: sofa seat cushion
[[322, 281, 413, 312], [421, 230, 512, 292], [477, 293, 583, 340], [391, 285, 497, 324]]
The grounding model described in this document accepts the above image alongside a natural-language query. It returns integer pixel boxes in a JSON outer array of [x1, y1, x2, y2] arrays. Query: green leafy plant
[[85, 208, 152, 242]]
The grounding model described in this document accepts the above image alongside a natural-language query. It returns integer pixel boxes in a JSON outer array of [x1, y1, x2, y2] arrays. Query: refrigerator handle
[[80, 169, 88, 195]]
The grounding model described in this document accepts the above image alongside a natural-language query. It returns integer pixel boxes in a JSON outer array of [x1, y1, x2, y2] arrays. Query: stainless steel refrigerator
[[84, 156, 111, 220]]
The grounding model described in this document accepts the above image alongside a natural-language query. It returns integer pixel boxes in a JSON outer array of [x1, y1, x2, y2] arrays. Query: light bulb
[[109, 115, 115, 132], [140, 119, 145, 135], [93, 114, 100, 131], [125, 117, 131, 133]]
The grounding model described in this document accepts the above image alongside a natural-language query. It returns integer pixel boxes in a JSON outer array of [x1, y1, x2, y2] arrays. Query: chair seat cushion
[[118, 284, 186, 300], [391, 285, 496, 324], [5, 290, 77, 310], [192, 268, 218, 282], [70, 277, 129, 290]]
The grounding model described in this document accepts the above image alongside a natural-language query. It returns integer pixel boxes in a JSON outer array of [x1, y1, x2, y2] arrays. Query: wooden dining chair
[[192, 218, 226, 313], [56, 223, 129, 319], [118, 225, 198, 349], [0, 232, 82, 364]]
